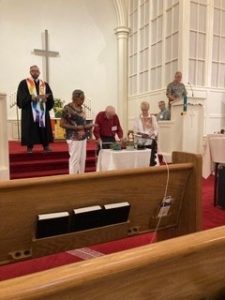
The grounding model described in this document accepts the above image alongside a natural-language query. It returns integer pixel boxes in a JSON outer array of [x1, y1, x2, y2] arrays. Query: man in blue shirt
[[157, 101, 171, 121]]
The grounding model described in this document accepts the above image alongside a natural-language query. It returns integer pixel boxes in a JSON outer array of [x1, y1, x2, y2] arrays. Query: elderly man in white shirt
[[133, 101, 158, 166]]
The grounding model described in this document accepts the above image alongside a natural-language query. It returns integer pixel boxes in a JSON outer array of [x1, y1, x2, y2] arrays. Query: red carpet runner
[[0, 176, 224, 281]]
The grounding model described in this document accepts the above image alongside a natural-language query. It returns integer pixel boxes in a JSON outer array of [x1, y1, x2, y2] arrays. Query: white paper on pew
[[104, 202, 130, 210], [38, 212, 69, 220], [74, 205, 102, 214], [158, 196, 173, 218]]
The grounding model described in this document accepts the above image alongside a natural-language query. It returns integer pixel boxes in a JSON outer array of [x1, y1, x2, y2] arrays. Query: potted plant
[[53, 98, 65, 118]]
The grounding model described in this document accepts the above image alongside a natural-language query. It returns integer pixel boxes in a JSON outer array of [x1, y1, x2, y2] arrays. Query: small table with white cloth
[[96, 149, 151, 172], [202, 134, 225, 206]]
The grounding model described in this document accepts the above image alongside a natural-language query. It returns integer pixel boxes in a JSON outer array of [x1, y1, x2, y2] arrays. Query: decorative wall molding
[[207, 114, 225, 119], [128, 88, 167, 101], [113, 0, 128, 27]]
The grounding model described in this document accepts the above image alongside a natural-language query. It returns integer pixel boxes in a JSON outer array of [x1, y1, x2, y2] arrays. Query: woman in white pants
[[60, 90, 94, 174]]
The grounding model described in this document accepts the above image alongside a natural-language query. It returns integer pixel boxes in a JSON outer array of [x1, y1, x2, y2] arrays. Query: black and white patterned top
[[61, 103, 87, 140]]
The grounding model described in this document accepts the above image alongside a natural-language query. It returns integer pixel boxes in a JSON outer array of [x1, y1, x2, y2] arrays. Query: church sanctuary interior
[[0, 0, 225, 299]]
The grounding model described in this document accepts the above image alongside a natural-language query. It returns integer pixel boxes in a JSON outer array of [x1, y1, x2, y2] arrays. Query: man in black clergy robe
[[17, 65, 54, 153]]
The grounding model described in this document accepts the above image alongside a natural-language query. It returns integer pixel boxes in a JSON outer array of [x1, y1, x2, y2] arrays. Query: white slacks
[[67, 139, 87, 174]]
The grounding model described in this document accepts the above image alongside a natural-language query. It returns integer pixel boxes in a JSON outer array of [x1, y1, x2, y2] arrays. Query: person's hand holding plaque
[[32, 93, 51, 102], [38, 93, 51, 102]]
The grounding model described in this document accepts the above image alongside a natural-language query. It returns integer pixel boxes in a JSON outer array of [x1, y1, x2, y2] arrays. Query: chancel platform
[[9, 140, 97, 179]]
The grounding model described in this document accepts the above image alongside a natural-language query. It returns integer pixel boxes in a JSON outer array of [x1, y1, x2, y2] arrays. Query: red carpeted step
[[10, 166, 96, 179], [10, 150, 96, 162], [10, 158, 69, 173], [10, 157, 96, 173], [85, 167, 96, 173], [10, 151, 69, 162], [9, 140, 97, 153], [10, 168, 69, 179], [9, 141, 97, 179]]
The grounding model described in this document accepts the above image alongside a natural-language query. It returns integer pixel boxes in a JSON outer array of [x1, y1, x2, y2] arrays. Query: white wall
[[0, 0, 118, 120]]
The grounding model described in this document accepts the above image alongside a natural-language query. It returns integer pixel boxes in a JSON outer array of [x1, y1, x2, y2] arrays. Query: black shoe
[[43, 146, 52, 152]]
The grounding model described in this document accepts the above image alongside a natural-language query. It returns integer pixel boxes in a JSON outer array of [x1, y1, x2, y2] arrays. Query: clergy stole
[[26, 78, 46, 127]]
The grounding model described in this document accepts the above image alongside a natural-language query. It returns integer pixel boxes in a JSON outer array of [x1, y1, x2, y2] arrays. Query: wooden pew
[[0, 226, 225, 300], [0, 151, 201, 265]]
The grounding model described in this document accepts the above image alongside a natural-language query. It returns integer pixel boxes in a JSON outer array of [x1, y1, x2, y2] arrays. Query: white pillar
[[0, 93, 9, 180], [115, 26, 129, 133], [178, 0, 190, 83]]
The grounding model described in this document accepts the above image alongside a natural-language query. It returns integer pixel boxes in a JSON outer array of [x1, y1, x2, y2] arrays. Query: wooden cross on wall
[[33, 29, 59, 83]]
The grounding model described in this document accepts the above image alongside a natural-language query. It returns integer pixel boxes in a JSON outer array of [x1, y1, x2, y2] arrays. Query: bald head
[[105, 106, 116, 119]]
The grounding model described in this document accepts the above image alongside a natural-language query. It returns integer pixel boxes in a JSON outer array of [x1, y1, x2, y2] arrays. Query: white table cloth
[[202, 134, 225, 178], [96, 149, 151, 172]]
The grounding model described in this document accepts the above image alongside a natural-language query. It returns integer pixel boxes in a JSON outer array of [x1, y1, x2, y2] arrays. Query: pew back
[[0, 226, 225, 300], [0, 151, 201, 265]]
